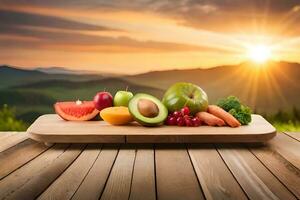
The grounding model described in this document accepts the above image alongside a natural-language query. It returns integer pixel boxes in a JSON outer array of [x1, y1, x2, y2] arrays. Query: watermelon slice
[[54, 100, 99, 121]]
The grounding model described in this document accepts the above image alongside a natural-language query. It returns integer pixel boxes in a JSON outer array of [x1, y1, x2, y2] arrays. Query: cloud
[[1, 0, 299, 56], [2, 0, 300, 35], [147, 0, 300, 35], [2, 0, 299, 14], [0, 9, 117, 31], [0, 23, 229, 53]]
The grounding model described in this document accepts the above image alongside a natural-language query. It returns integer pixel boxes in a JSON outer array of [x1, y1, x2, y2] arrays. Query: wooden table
[[0, 132, 299, 200]]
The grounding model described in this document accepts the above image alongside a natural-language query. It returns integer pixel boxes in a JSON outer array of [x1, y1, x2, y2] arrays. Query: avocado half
[[128, 93, 168, 126]]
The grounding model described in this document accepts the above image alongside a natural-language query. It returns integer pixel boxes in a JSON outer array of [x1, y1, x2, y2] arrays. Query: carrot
[[207, 105, 241, 127], [196, 112, 225, 126]]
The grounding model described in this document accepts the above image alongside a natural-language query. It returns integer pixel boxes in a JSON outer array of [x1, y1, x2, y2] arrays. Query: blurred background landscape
[[0, 0, 299, 131]]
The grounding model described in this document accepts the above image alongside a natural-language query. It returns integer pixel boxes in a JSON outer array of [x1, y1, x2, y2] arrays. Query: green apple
[[162, 82, 208, 115], [113, 90, 134, 107]]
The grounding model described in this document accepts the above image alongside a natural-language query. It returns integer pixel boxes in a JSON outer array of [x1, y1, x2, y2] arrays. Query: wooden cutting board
[[27, 114, 276, 144]]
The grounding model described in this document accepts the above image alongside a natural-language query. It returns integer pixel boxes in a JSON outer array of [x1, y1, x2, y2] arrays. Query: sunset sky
[[1, 0, 300, 74]]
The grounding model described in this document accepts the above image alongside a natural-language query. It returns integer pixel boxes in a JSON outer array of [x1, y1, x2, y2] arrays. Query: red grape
[[183, 115, 190, 120], [165, 116, 171, 125], [168, 116, 177, 125], [185, 118, 193, 127], [192, 117, 201, 127], [181, 106, 190, 116], [173, 111, 182, 118], [176, 117, 185, 126]]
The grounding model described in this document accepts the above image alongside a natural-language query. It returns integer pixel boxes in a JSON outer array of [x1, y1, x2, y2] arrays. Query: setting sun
[[247, 45, 272, 63]]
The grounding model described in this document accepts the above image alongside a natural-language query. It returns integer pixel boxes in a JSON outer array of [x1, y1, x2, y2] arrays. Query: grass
[[0, 105, 27, 131], [272, 121, 300, 132]]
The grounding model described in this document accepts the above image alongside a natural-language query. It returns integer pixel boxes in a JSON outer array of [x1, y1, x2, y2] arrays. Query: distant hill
[[35, 66, 113, 76], [35, 67, 87, 74], [15, 77, 164, 99], [124, 61, 300, 113], [0, 65, 104, 89]]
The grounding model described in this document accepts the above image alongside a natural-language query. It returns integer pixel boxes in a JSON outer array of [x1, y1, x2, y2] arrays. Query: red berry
[[173, 111, 182, 118], [192, 117, 201, 127], [165, 116, 171, 125], [185, 118, 193, 127], [183, 115, 190, 120], [168, 116, 177, 125], [181, 106, 190, 116], [176, 117, 185, 126]]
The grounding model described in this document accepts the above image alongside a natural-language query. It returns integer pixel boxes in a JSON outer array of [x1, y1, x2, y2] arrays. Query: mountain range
[[0, 61, 299, 123]]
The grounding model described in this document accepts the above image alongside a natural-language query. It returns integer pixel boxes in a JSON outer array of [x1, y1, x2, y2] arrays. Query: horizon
[[1, 1, 300, 73], [2, 59, 300, 75]]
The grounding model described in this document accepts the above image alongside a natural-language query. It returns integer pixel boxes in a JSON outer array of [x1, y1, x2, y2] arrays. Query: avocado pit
[[138, 99, 159, 118]]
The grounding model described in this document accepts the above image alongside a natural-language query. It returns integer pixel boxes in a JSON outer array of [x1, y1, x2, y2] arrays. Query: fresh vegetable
[[100, 106, 133, 125], [196, 112, 225, 126], [217, 96, 252, 125], [229, 106, 252, 125], [207, 105, 241, 127], [217, 96, 241, 111]]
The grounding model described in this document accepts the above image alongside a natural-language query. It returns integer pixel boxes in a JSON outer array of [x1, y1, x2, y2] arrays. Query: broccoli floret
[[217, 96, 252, 125], [229, 105, 252, 125], [217, 96, 241, 112]]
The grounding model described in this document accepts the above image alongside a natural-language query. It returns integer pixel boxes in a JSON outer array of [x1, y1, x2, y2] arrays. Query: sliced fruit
[[100, 106, 133, 125], [54, 100, 99, 121], [128, 93, 168, 126]]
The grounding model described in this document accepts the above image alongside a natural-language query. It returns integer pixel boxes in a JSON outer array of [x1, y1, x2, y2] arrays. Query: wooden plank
[[249, 143, 300, 198], [100, 145, 136, 200], [28, 114, 276, 143], [127, 133, 275, 143], [0, 132, 28, 152], [188, 144, 247, 200], [2, 143, 84, 200], [0, 143, 70, 199], [72, 145, 119, 200], [38, 144, 100, 200], [0, 139, 50, 180], [267, 133, 300, 169], [155, 145, 205, 200], [284, 132, 300, 142], [217, 144, 297, 200], [129, 145, 156, 200]]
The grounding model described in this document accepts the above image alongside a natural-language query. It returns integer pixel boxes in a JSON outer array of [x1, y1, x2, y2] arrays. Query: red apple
[[93, 92, 113, 111]]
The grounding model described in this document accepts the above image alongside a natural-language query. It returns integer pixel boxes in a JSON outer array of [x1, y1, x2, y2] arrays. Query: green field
[[272, 121, 300, 132]]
